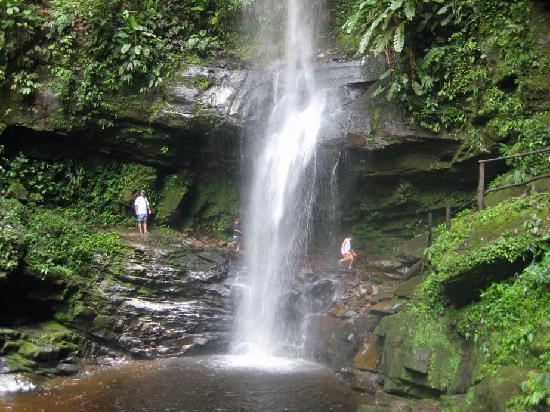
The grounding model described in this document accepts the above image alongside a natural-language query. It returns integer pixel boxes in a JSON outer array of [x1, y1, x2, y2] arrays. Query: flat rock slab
[[370, 298, 405, 315]]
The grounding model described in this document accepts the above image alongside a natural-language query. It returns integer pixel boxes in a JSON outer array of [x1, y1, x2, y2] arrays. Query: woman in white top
[[339, 235, 357, 270]]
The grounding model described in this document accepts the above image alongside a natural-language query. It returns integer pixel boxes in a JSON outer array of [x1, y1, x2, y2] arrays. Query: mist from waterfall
[[233, 0, 325, 358]]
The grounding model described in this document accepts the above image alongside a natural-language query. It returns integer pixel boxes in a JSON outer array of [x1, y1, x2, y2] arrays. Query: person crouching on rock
[[339, 235, 357, 270], [134, 190, 152, 235]]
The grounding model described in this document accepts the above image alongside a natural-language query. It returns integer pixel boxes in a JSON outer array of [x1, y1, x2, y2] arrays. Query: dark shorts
[[137, 214, 148, 222], [233, 235, 241, 243]]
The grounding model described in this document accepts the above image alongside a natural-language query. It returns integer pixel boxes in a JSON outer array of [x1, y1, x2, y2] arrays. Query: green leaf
[[393, 23, 405, 53], [412, 81, 423, 96], [390, 0, 404, 11], [121, 43, 132, 54], [403, 1, 416, 20]]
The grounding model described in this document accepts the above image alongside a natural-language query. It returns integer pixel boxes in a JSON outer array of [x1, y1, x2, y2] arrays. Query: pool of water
[[0, 356, 363, 411]]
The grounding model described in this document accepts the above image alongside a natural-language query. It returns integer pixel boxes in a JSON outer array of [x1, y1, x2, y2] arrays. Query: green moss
[[348, 175, 474, 255], [156, 172, 192, 223], [375, 311, 469, 394], [191, 181, 239, 235], [424, 194, 549, 281], [25, 208, 128, 279], [193, 76, 212, 90], [4, 353, 36, 373], [409, 193, 550, 386]]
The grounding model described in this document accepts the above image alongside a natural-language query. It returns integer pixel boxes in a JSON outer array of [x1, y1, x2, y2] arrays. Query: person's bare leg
[[143, 220, 148, 234], [349, 256, 355, 270], [138, 222, 142, 234]]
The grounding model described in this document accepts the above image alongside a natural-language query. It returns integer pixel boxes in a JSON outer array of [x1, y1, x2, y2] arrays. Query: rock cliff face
[[0, 56, 485, 248], [0, 233, 235, 376]]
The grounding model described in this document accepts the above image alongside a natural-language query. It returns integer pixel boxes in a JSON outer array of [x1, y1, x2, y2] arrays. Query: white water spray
[[233, 0, 325, 358]]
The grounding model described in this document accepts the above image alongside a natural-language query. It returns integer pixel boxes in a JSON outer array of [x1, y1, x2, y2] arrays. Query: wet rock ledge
[[0, 233, 235, 377]]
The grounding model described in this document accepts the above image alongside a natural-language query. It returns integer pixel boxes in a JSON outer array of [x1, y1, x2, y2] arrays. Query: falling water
[[233, 0, 325, 358]]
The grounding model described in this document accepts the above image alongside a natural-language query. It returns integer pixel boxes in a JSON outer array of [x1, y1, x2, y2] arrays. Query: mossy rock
[[462, 366, 535, 411], [6, 181, 28, 201], [2, 353, 37, 373], [426, 194, 550, 305], [90, 315, 117, 340], [394, 276, 422, 299], [374, 312, 472, 396], [188, 181, 239, 235], [354, 336, 383, 372], [156, 172, 193, 223]]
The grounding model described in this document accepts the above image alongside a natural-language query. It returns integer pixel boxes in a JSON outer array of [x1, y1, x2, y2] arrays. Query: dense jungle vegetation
[[1, 0, 252, 119], [0, 1, 549, 408], [338, 0, 549, 175]]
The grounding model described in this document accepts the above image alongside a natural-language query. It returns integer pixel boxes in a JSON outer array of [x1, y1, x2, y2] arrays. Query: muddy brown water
[[0, 356, 363, 412]]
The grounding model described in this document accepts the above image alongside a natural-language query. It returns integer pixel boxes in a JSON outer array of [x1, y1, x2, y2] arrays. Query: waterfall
[[233, 0, 325, 358]]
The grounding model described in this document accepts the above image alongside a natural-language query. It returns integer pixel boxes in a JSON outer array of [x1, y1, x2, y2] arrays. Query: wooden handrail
[[484, 173, 550, 195], [477, 147, 549, 210], [479, 147, 550, 164]]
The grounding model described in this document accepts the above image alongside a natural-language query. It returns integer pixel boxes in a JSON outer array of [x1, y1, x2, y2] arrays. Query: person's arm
[[134, 199, 139, 215], [146, 198, 152, 215]]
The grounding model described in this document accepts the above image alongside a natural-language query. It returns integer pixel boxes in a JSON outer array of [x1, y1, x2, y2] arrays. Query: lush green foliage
[[452, 254, 549, 376], [342, 0, 550, 161], [0, 0, 252, 115], [0, 148, 157, 223], [424, 194, 549, 280], [25, 208, 128, 278], [0, 197, 128, 281], [410, 194, 549, 383], [0, 146, 73, 203], [509, 373, 550, 411], [0, 198, 28, 277]]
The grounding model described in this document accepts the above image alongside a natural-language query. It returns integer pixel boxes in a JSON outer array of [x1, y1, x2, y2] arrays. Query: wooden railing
[[477, 147, 550, 210]]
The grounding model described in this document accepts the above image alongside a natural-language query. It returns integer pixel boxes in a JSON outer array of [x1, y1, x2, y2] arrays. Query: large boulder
[[432, 194, 550, 306], [374, 312, 476, 397]]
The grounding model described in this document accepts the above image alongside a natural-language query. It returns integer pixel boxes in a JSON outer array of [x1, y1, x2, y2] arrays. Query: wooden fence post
[[477, 162, 485, 210], [446, 204, 451, 231]]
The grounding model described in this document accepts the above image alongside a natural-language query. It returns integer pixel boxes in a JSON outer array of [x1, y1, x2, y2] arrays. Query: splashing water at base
[[233, 0, 326, 358]]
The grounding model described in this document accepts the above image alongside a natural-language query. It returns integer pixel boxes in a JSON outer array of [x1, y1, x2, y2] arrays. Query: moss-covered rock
[[186, 181, 239, 235], [156, 172, 193, 223], [0, 322, 81, 375], [459, 366, 535, 412], [394, 276, 422, 299], [374, 312, 474, 397], [424, 194, 549, 305], [354, 336, 382, 372]]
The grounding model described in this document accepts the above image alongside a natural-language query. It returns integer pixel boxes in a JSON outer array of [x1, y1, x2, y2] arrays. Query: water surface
[[0, 356, 362, 411]]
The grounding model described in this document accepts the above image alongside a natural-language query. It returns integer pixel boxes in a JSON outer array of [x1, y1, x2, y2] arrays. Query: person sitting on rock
[[232, 218, 242, 253], [339, 235, 357, 270], [134, 189, 152, 235]]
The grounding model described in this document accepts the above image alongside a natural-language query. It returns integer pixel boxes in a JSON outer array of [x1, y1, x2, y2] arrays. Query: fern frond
[[390, 0, 404, 11], [403, 0, 416, 20], [393, 23, 405, 53]]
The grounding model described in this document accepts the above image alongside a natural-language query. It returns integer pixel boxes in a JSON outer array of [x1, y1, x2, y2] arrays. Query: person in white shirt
[[339, 235, 357, 270], [134, 190, 152, 234]]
